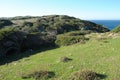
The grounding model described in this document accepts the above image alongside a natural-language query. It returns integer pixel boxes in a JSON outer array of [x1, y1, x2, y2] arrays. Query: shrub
[[21, 70, 55, 80], [111, 25, 120, 33], [66, 30, 92, 36], [0, 27, 18, 40], [22, 21, 33, 27], [60, 56, 72, 62], [55, 32, 89, 46], [73, 70, 106, 80], [22, 32, 56, 50], [0, 19, 13, 28], [29, 15, 109, 34]]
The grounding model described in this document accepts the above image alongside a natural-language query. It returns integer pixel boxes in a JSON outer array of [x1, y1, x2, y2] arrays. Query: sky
[[0, 0, 120, 20]]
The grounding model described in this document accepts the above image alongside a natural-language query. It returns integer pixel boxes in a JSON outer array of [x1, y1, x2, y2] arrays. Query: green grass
[[0, 36, 120, 80], [111, 25, 120, 33]]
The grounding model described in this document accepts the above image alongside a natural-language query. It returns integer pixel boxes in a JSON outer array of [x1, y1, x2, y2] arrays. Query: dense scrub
[[0, 27, 56, 57], [0, 15, 110, 57], [0, 19, 13, 28], [19, 15, 109, 34]]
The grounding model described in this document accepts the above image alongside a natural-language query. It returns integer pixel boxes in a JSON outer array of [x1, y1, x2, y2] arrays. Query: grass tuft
[[60, 56, 72, 62]]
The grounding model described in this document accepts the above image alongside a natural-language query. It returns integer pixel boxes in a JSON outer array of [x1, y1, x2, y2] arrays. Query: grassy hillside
[[0, 15, 110, 33], [0, 33, 120, 80], [111, 25, 120, 33], [0, 15, 110, 58]]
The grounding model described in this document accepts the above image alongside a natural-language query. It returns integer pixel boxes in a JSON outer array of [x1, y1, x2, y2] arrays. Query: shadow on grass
[[0, 46, 59, 65], [97, 73, 107, 79]]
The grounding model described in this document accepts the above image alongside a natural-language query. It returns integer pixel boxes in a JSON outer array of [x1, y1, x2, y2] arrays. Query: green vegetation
[[111, 25, 120, 33], [73, 70, 105, 80], [0, 27, 56, 57], [0, 15, 110, 34], [0, 19, 13, 28], [21, 70, 55, 80], [0, 34, 120, 80], [0, 27, 18, 40], [0, 15, 110, 57], [60, 56, 72, 62], [1, 15, 120, 80], [24, 15, 109, 34], [55, 31, 89, 46]]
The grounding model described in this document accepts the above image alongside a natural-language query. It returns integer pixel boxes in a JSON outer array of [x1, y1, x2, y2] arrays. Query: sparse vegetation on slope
[[21, 70, 55, 80], [111, 25, 120, 33], [0, 33, 120, 80], [1, 15, 119, 80]]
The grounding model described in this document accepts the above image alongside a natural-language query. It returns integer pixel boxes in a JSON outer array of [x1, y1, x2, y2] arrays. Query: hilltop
[[0, 15, 110, 33], [0, 15, 110, 57]]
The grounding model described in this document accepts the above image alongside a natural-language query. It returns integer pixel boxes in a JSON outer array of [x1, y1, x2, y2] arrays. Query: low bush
[[22, 21, 33, 27], [60, 56, 72, 62], [0, 27, 19, 40], [66, 30, 92, 36], [73, 70, 106, 80], [25, 32, 56, 49], [0, 19, 13, 28], [55, 32, 89, 46]]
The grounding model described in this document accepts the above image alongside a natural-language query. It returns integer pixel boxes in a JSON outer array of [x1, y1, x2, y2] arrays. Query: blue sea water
[[90, 20, 120, 30]]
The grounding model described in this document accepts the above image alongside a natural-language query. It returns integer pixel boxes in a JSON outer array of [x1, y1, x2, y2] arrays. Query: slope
[[0, 34, 120, 80]]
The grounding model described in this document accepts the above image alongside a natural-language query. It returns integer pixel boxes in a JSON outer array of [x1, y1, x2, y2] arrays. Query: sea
[[90, 20, 120, 30]]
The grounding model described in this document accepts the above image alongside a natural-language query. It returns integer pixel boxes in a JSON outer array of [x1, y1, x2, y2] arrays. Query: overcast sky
[[0, 0, 120, 20]]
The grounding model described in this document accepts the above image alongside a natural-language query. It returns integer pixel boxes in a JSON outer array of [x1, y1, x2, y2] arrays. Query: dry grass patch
[[73, 70, 107, 80], [21, 70, 55, 80]]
